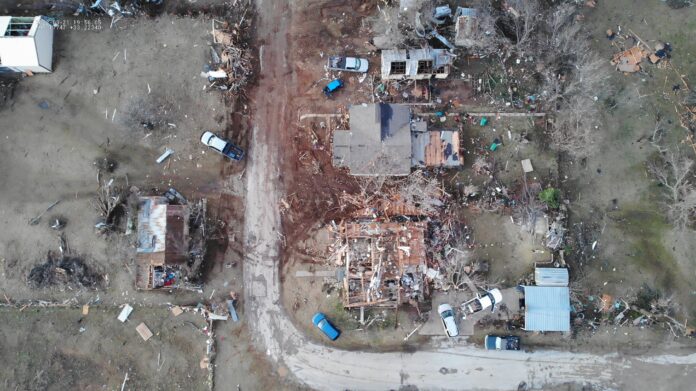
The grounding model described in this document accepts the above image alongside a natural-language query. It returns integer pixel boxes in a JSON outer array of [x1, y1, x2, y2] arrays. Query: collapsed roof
[[339, 221, 428, 308]]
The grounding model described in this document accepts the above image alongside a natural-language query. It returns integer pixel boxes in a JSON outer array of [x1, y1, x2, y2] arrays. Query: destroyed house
[[454, 8, 479, 48], [0, 16, 53, 73], [339, 221, 427, 308], [380, 49, 452, 80], [333, 103, 413, 176], [135, 197, 189, 290]]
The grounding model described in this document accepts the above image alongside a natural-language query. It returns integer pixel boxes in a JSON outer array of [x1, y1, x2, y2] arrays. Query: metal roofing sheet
[[523, 286, 571, 332], [535, 267, 569, 287], [137, 198, 167, 254]]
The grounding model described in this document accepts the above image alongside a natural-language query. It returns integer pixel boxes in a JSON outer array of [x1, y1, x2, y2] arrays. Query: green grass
[[607, 207, 678, 290]]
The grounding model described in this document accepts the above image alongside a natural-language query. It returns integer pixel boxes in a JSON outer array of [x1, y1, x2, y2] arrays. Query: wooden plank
[[136, 322, 153, 341]]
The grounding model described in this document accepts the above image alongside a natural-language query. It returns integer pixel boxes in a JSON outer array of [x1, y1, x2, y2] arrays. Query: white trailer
[[0, 16, 54, 73]]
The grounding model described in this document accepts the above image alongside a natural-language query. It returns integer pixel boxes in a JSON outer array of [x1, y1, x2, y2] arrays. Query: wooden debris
[[611, 46, 649, 73], [171, 306, 183, 317], [521, 159, 534, 173], [136, 322, 153, 341], [82, 304, 89, 315]]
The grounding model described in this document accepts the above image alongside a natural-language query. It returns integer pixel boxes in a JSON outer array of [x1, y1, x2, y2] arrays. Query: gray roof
[[523, 286, 571, 332], [535, 267, 569, 287], [332, 103, 412, 176]]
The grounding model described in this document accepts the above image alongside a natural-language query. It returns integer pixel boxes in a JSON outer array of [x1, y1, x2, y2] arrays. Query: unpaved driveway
[[242, 1, 696, 390]]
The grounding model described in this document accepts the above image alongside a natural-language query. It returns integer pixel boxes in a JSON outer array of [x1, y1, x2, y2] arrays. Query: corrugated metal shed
[[523, 286, 571, 332], [535, 267, 569, 287]]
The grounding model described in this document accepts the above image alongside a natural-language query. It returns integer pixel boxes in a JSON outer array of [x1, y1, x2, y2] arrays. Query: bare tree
[[647, 147, 696, 230], [507, 0, 541, 50], [538, 5, 611, 158]]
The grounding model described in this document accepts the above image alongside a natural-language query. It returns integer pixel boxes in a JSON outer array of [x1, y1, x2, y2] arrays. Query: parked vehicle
[[461, 288, 503, 319], [484, 335, 521, 351], [312, 312, 340, 341], [323, 79, 344, 97], [438, 303, 459, 337], [327, 56, 369, 73], [200, 131, 244, 161]]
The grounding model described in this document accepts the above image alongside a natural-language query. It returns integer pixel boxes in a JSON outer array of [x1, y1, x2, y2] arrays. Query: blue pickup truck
[[312, 312, 340, 340]]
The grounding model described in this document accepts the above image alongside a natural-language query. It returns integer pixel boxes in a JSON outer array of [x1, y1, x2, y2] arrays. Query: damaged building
[[338, 221, 428, 308], [134, 196, 207, 290], [411, 128, 460, 168], [380, 48, 453, 80], [454, 8, 479, 48], [332, 103, 461, 176]]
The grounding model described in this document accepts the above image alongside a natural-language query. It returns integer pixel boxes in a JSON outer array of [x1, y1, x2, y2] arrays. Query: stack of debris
[[611, 46, 650, 73], [545, 216, 567, 250], [209, 16, 254, 93], [28, 251, 102, 289]]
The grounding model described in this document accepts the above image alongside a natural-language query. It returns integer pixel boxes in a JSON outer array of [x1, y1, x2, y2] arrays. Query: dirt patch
[[0, 307, 208, 391]]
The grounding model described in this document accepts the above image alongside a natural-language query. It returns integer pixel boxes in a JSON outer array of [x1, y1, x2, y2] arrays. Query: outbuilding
[[0, 16, 54, 73], [522, 286, 571, 332]]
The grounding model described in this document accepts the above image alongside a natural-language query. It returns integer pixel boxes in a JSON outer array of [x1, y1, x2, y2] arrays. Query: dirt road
[[242, 1, 696, 390]]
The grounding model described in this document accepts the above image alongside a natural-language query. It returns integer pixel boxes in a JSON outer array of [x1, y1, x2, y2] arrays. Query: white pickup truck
[[327, 56, 369, 73], [460, 288, 503, 319]]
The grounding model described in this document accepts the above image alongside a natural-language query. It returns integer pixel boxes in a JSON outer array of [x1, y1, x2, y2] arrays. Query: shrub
[[539, 188, 561, 209]]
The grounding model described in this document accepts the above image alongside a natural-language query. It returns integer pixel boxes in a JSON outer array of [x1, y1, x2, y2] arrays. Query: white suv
[[438, 303, 459, 337]]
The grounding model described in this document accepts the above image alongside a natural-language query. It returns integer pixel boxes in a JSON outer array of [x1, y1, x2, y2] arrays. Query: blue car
[[312, 312, 340, 340], [323, 79, 344, 97]]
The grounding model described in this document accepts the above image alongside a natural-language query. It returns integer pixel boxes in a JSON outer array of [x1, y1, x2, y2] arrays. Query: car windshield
[[441, 310, 454, 318]]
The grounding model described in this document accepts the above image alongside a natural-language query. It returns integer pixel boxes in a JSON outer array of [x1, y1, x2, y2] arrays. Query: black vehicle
[[484, 335, 521, 350]]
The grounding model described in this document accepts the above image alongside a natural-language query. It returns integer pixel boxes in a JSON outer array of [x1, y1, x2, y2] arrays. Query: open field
[[0, 306, 208, 391]]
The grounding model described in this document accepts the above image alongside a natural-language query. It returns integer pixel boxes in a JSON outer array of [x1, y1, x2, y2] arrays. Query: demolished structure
[[453, 8, 479, 48], [338, 221, 428, 308], [135, 196, 207, 290], [380, 48, 453, 80]]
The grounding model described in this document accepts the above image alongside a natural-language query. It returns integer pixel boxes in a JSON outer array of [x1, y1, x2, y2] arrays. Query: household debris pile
[[207, 3, 255, 94], [28, 237, 102, 289]]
